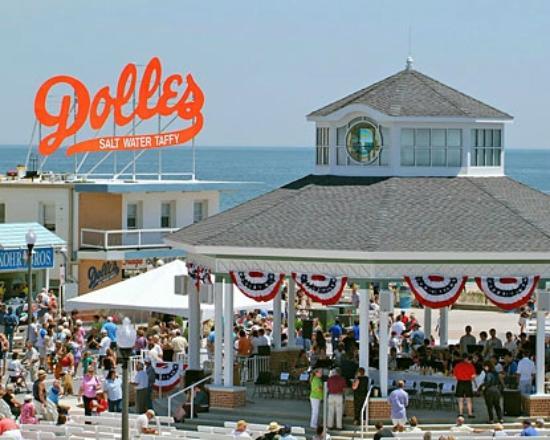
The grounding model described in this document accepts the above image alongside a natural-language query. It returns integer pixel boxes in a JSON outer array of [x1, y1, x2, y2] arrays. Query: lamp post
[[117, 317, 137, 440], [56, 246, 68, 316], [25, 229, 37, 342]]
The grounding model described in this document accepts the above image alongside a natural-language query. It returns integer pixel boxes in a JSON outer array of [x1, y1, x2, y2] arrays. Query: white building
[[0, 178, 222, 295]]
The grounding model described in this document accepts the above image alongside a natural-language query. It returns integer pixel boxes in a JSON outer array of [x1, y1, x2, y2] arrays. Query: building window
[[161, 202, 175, 228], [40, 203, 56, 232], [346, 121, 382, 164], [400, 128, 462, 167], [315, 127, 329, 166], [471, 129, 502, 167], [0, 204, 5, 223], [336, 119, 387, 166], [193, 200, 208, 223], [127, 203, 139, 229]]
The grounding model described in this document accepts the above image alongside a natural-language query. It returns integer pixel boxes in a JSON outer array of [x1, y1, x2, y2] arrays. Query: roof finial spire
[[406, 26, 414, 70], [406, 55, 414, 71]]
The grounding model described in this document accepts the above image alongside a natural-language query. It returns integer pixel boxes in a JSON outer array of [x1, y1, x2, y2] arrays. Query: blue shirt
[[102, 322, 117, 342], [134, 370, 149, 390], [48, 386, 60, 405], [411, 329, 425, 346], [104, 377, 123, 401], [388, 388, 409, 420], [329, 324, 342, 339], [521, 426, 539, 436], [207, 331, 215, 344], [353, 324, 360, 341]]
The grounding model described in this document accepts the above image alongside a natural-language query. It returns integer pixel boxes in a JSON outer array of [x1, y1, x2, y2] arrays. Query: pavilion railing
[[360, 385, 374, 439], [239, 355, 270, 384]]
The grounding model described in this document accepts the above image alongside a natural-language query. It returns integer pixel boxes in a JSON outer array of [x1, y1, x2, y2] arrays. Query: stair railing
[[167, 374, 212, 420]]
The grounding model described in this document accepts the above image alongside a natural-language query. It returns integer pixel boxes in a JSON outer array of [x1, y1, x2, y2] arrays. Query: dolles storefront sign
[[34, 57, 204, 156], [88, 261, 120, 290], [0, 247, 54, 271]]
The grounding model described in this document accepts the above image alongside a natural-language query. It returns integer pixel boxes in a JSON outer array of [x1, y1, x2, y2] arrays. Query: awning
[[66, 260, 273, 319], [0, 222, 65, 249]]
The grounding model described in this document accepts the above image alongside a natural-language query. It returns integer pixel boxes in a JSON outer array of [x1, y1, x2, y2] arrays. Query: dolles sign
[[34, 57, 204, 156]]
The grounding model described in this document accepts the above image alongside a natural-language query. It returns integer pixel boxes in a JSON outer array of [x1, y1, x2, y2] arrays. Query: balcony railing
[[80, 227, 179, 250]]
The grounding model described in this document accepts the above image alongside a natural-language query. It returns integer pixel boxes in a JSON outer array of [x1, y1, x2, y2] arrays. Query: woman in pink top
[[20, 395, 37, 424], [79, 366, 101, 416]]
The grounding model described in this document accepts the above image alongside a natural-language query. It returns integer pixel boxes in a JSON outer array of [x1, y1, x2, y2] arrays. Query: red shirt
[[453, 361, 476, 381], [0, 418, 19, 433], [327, 375, 347, 394]]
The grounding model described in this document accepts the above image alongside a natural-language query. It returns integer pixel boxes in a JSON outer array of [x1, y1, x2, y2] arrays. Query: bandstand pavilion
[[166, 58, 550, 417]]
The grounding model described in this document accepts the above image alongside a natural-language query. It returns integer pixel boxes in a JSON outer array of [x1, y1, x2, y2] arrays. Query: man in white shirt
[[391, 316, 405, 337], [148, 335, 163, 363], [503, 331, 518, 356], [451, 416, 483, 434], [98, 330, 111, 359], [135, 409, 158, 434], [171, 330, 188, 360], [516, 351, 536, 395]]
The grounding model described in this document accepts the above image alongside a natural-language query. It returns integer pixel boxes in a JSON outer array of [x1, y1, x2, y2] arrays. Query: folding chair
[[419, 381, 439, 409]]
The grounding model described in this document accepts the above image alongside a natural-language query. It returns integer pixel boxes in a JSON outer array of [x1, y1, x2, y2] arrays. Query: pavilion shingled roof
[[307, 68, 513, 120], [168, 175, 550, 253]]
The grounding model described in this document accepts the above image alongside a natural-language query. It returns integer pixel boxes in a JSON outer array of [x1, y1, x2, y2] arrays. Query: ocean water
[[0, 146, 548, 211]]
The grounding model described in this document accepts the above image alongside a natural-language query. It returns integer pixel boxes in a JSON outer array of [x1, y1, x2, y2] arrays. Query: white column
[[359, 287, 370, 370], [439, 307, 449, 346], [188, 277, 201, 370], [287, 278, 296, 347], [535, 308, 545, 394], [379, 309, 389, 397], [213, 280, 224, 386], [424, 307, 432, 340], [45, 268, 50, 291], [273, 292, 282, 349], [223, 282, 234, 387]]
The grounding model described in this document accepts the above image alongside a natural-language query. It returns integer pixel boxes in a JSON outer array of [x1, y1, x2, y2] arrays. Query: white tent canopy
[[66, 260, 273, 319]]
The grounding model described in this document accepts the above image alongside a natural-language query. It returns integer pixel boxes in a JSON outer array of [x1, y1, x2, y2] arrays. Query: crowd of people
[[0, 280, 547, 439]]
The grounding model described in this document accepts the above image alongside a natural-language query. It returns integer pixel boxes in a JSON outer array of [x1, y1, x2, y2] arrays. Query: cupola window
[[400, 128, 462, 167], [471, 129, 502, 167]]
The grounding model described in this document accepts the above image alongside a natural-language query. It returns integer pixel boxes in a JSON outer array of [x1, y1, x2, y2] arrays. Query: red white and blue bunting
[[404, 275, 467, 309], [292, 272, 347, 305], [152, 361, 183, 392], [475, 276, 539, 310], [186, 262, 212, 292], [230, 271, 285, 302]]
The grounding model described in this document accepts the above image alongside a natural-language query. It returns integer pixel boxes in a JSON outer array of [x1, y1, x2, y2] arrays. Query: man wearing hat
[[98, 329, 111, 364], [256, 422, 281, 440], [101, 317, 117, 349], [231, 420, 252, 438]]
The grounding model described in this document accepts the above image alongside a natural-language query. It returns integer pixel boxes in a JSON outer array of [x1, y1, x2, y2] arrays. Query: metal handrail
[[360, 385, 374, 439], [167, 374, 212, 420]]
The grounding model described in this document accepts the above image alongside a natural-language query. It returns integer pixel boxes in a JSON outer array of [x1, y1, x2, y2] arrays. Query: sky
[[1, 0, 549, 149]]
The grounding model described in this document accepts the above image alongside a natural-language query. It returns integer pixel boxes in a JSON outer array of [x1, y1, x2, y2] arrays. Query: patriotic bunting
[[230, 270, 285, 302], [186, 262, 212, 292], [152, 361, 183, 392], [475, 276, 539, 310], [404, 275, 467, 309], [292, 272, 347, 305]]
